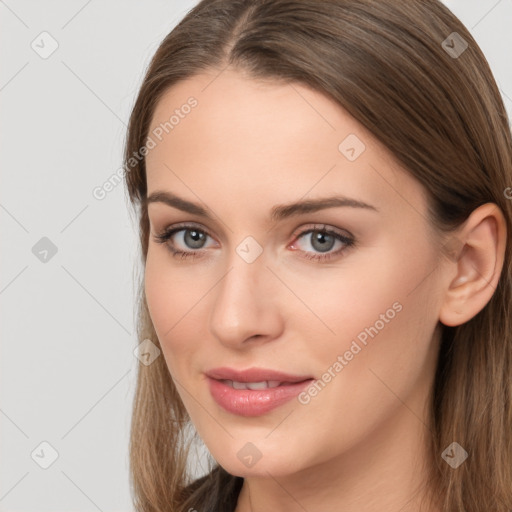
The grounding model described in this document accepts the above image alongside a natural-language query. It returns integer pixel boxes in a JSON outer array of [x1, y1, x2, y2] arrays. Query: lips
[[206, 367, 315, 416], [206, 366, 313, 383]]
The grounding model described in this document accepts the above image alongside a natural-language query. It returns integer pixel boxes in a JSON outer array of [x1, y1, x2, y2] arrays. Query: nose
[[208, 249, 284, 349]]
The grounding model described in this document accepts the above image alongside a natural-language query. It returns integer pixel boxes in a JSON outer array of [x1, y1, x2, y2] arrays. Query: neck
[[234, 402, 442, 512]]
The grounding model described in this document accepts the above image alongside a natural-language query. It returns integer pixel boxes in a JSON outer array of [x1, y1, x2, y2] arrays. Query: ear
[[438, 203, 507, 327]]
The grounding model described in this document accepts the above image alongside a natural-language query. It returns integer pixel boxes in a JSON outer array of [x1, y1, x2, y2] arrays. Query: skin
[[143, 67, 507, 512]]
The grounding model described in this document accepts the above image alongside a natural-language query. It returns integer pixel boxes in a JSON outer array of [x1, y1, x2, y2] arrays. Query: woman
[[124, 1, 512, 510]]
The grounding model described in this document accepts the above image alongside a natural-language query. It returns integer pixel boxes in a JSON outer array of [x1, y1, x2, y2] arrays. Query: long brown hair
[[124, 1, 512, 510]]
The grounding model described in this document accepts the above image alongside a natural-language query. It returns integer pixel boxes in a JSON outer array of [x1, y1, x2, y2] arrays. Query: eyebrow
[[146, 190, 378, 222]]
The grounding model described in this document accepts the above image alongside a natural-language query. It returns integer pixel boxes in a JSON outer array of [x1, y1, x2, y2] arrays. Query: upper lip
[[206, 367, 314, 383]]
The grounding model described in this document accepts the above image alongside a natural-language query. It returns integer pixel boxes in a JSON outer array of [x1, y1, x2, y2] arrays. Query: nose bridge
[[208, 243, 281, 346]]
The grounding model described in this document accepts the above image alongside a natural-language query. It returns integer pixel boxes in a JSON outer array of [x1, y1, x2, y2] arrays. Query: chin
[[209, 440, 310, 479]]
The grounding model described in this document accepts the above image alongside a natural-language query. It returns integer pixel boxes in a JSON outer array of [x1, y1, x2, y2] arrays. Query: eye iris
[[311, 231, 335, 252], [184, 229, 206, 249]]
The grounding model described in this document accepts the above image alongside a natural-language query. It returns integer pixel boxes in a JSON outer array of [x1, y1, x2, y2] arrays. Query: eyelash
[[152, 222, 356, 262]]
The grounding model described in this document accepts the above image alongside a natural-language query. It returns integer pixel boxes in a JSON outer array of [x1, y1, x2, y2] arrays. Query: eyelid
[[289, 223, 353, 243], [158, 221, 216, 239]]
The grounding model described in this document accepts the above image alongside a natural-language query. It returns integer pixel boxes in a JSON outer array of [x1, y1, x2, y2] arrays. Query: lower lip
[[207, 377, 314, 417]]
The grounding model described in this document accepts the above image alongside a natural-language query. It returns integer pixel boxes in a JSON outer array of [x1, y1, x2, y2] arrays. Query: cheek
[[301, 249, 440, 430], [297, 239, 439, 380], [144, 244, 226, 384], [282, 252, 406, 349], [144, 250, 172, 336], [144, 248, 213, 374]]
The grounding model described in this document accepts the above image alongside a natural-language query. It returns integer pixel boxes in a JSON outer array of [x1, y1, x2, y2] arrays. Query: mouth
[[205, 367, 315, 417], [219, 379, 304, 390], [205, 366, 314, 383]]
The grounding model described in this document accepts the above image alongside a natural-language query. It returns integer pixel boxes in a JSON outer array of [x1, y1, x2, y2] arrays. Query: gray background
[[1, 1, 511, 510]]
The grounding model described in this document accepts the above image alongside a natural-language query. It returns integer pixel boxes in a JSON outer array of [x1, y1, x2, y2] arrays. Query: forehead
[[145, 68, 427, 222], [148, 68, 376, 163]]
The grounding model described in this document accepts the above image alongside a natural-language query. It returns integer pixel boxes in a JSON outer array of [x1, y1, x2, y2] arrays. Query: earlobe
[[438, 203, 507, 327]]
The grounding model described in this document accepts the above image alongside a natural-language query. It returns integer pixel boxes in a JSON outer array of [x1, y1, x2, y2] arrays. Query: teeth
[[223, 380, 283, 390]]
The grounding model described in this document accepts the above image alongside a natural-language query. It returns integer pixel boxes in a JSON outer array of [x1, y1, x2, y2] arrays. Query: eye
[[289, 224, 355, 262], [152, 223, 216, 260], [152, 222, 356, 262]]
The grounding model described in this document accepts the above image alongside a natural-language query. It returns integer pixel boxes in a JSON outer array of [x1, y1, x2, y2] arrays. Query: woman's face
[[144, 68, 446, 477]]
